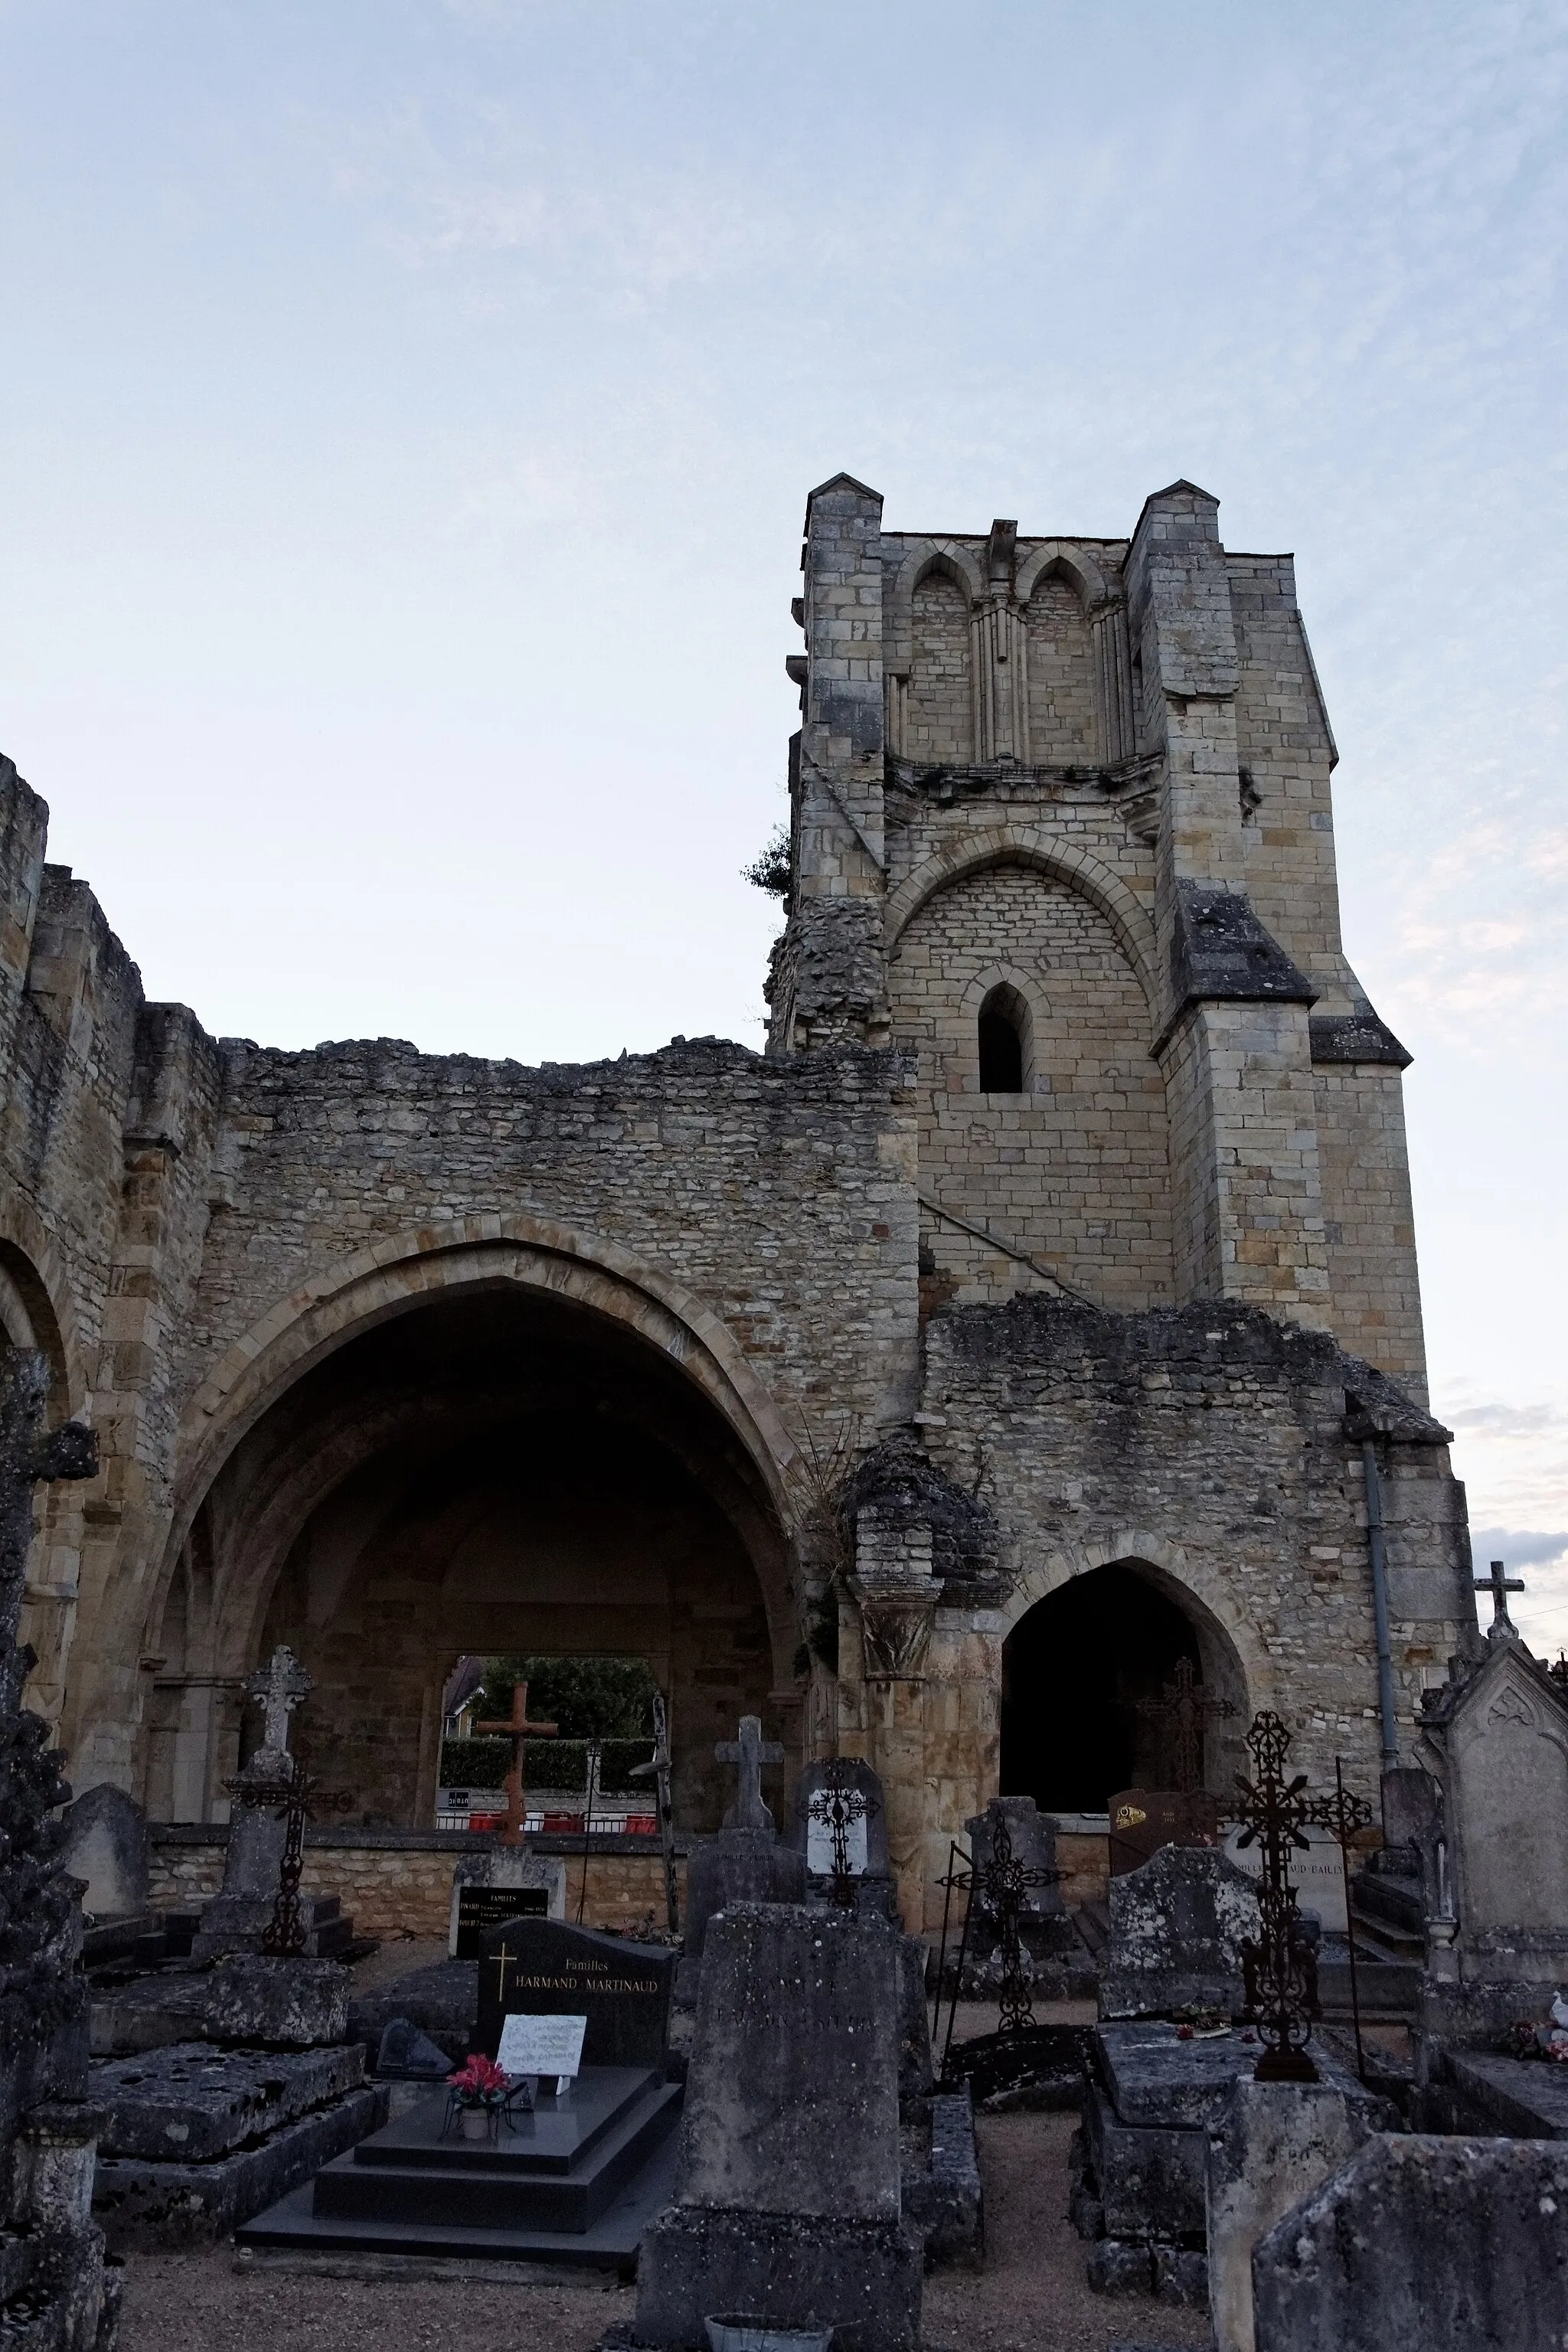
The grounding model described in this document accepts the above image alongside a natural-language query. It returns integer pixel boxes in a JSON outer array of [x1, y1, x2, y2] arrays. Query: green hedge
[[439, 1737, 657, 1799]]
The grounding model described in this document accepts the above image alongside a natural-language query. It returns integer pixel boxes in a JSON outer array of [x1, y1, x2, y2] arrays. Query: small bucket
[[704, 2321, 834, 2352]]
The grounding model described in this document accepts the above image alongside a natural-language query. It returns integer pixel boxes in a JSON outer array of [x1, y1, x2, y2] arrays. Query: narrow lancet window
[[978, 986, 1027, 1093]]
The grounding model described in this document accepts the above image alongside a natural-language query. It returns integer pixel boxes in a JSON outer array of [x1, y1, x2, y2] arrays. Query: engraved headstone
[[1099, 1843, 1263, 2020], [60, 1782, 149, 1919], [475, 1916, 675, 2074], [792, 1757, 890, 1885], [447, 1847, 567, 1958]]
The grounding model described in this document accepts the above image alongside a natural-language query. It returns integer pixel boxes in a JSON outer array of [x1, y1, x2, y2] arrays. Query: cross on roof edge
[[1475, 1557, 1525, 1638]]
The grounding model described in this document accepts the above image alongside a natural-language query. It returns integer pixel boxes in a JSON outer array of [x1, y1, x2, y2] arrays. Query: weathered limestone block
[[1206, 2077, 1374, 2352]]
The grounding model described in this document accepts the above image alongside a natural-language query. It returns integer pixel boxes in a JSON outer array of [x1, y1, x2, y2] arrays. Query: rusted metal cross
[[476, 1681, 560, 1847], [1135, 1655, 1236, 1794], [1233, 1710, 1321, 2082]]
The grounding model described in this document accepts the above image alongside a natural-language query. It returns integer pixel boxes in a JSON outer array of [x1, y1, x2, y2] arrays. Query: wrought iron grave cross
[[805, 1762, 879, 1907], [475, 1680, 560, 1847], [1475, 1558, 1524, 1638], [1308, 1756, 1375, 2080], [1233, 1710, 1321, 2082], [629, 1689, 680, 1934], [1134, 1655, 1236, 1793], [225, 1759, 354, 1956], [715, 1714, 783, 1833]]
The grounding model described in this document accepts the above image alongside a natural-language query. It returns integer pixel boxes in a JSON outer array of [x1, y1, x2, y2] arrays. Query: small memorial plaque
[[496, 2011, 587, 2080], [477, 1917, 677, 2072], [454, 1882, 548, 1960], [806, 1808, 867, 1876]]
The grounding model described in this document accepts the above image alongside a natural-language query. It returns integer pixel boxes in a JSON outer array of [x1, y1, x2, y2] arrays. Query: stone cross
[[715, 1714, 783, 1834], [475, 1679, 560, 1847], [245, 1644, 312, 1759], [1475, 1558, 1524, 1640]]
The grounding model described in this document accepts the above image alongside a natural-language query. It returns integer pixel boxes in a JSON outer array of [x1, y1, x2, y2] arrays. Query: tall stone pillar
[[846, 1507, 942, 1930], [1129, 482, 1330, 1324], [770, 472, 890, 1054]]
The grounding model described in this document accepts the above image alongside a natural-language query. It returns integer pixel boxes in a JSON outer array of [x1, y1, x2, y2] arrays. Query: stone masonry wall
[[890, 866, 1174, 1310], [906, 572, 973, 763], [1025, 576, 1098, 764]]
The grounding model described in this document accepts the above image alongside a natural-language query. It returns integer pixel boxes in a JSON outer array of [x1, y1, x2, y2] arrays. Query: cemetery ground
[[115, 1981, 1206, 2352]]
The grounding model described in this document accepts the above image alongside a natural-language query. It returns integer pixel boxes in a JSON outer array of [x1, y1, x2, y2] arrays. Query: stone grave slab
[[1206, 2076, 1374, 2352], [1073, 2021, 1391, 2305], [90, 2040, 386, 2249], [1250, 2134, 1568, 2350], [1099, 1844, 1261, 2018], [635, 1902, 923, 2351], [92, 2041, 364, 2161], [1439, 2048, 1568, 2138], [90, 1953, 348, 2059], [61, 1783, 149, 1920], [475, 1917, 676, 2074]]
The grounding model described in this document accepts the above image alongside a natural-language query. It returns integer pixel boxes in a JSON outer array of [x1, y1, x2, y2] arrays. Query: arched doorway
[[140, 1279, 795, 1836], [1001, 1561, 1247, 1811]]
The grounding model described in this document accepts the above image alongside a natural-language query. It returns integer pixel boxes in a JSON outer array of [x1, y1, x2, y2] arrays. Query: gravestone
[[683, 1714, 805, 1966], [475, 1916, 676, 2074], [792, 1757, 891, 1886], [1109, 1787, 1222, 1877], [191, 1645, 333, 1962], [447, 1848, 566, 1958], [1223, 1822, 1348, 1933], [964, 1796, 1067, 1928], [1099, 1844, 1262, 2020], [1250, 2135, 1568, 2351], [60, 1782, 149, 1919], [635, 1902, 924, 2351], [1413, 1625, 1568, 2061], [1206, 2077, 1375, 2352]]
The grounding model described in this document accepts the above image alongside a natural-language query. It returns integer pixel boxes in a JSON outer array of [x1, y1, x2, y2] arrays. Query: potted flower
[[446, 2053, 509, 2140]]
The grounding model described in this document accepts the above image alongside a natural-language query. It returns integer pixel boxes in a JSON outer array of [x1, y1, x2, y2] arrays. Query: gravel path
[[118, 2105, 1208, 2352]]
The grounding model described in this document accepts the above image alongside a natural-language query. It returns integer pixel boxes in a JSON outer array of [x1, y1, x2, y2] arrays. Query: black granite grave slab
[[239, 2066, 683, 2265], [475, 1919, 675, 2073], [236, 2122, 679, 2273], [92, 2041, 364, 2161]]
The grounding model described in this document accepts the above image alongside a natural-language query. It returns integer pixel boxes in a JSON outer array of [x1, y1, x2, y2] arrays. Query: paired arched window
[[978, 984, 1029, 1093]]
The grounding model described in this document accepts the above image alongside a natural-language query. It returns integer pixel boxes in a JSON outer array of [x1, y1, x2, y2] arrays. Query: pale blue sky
[[3, 2, 1566, 1642]]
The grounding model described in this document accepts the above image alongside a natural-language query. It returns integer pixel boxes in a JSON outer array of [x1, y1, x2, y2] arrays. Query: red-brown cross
[[475, 1680, 560, 1847]]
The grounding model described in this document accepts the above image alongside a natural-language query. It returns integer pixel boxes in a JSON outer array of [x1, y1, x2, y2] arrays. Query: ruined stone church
[[2, 472, 1475, 1927]]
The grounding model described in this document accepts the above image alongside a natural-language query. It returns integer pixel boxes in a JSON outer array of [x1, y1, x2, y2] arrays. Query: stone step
[[311, 2074, 683, 2236], [1351, 1870, 1424, 1938], [93, 2082, 388, 2252]]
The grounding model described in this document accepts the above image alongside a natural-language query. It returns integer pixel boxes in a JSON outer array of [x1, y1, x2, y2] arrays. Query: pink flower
[[447, 2054, 509, 2104]]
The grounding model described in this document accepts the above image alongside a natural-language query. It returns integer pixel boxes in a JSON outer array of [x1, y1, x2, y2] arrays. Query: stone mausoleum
[[2, 473, 1476, 1929]]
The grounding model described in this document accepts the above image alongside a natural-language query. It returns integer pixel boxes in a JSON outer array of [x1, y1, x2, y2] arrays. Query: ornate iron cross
[[941, 1808, 1062, 2037], [1135, 1655, 1236, 1793], [225, 1759, 354, 1957], [1233, 1710, 1321, 2082], [804, 1762, 880, 1908]]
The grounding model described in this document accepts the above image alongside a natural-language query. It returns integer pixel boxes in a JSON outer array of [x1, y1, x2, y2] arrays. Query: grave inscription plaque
[[475, 1916, 675, 2073]]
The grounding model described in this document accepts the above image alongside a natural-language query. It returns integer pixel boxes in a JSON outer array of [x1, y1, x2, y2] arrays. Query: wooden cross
[[475, 1681, 559, 1847], [1135, 1655, 1236, 1793], [1475, 1558, 1524, 1638], [246, 1644, 313, 1759], [715, 1714, 782, 1833]]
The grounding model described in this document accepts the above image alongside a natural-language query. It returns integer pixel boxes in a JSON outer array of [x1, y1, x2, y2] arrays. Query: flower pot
[[704, 2321, 833, 2352], [458, 2107, 490, 2141]]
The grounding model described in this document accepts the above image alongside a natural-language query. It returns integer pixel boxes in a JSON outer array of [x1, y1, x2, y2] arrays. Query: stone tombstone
[[635, 1902, 923, 2352], [446, 1848, 567, 1959], [792, 1757, 890, 1883], [1099, 1843, 1262, 2020], [60, 1782, 149, 1919], [1206, 2077, 1374, 2352], [1250, 2135, 1568, 2352], [475, 1916, 676, 2074], [964, 1795, 1067, 1925], [1417, 1635, 1568, 1983], [684, 1713, 806, 1962], [191, 1642, 312, 1962], [1223, 1822, 1348, 1935], [1109, 1786, 1221, 1877]]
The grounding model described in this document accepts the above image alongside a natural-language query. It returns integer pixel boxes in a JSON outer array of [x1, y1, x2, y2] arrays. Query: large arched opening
[[1000, 1559, 1249, 1811], [139, 1276, 797, 1838]]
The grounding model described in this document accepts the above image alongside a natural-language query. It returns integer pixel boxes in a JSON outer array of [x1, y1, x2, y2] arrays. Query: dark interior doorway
[[1001, 1564, 1205, 1811]]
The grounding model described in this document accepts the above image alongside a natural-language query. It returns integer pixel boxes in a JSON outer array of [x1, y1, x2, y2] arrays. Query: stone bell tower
[[769, 469, 1424, 1395]]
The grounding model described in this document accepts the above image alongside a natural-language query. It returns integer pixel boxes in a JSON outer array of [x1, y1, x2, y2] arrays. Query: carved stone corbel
[[848, 1506, 943, 1683]]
